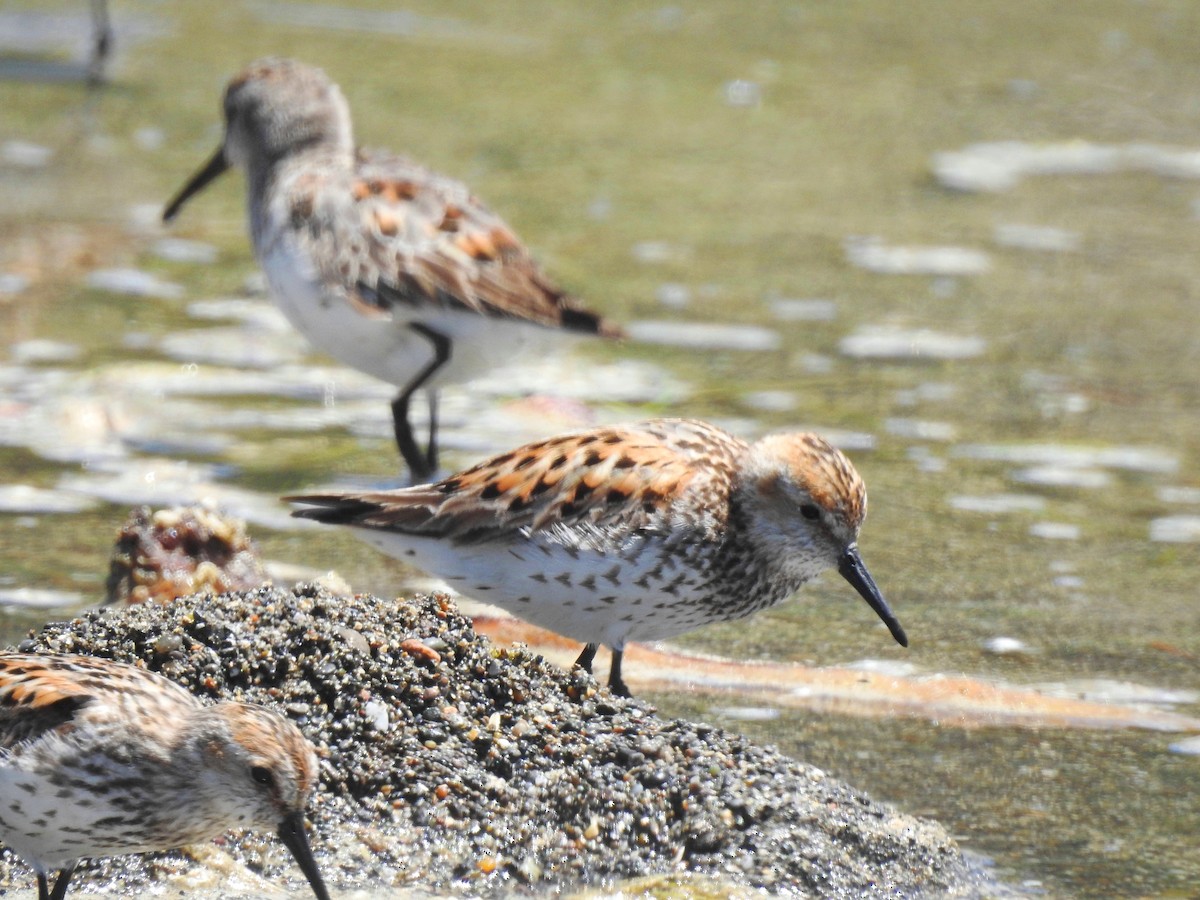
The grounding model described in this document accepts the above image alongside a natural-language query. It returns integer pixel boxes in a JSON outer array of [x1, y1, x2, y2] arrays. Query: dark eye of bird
[[250, 766, 275, 788], [800, 503, 821, 521]]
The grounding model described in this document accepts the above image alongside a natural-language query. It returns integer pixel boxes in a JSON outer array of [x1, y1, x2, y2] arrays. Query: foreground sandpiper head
[[200, 703, 329, 900], [289, 418, 906, 697], [738, 431, 906, 648], [0, 653, 330, 900], [164, 58, 351, 221]]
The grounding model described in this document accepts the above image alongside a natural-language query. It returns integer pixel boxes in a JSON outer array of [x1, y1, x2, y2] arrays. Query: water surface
[[1, 1, 1199, 896]]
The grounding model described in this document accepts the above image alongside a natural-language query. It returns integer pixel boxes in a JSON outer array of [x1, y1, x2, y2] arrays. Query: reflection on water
[[2, 1, 1199, 897]]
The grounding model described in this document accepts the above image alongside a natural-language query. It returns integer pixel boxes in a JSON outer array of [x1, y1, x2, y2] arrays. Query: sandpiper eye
[[800, 503, 821, 521], [250, 766, 275, 788]]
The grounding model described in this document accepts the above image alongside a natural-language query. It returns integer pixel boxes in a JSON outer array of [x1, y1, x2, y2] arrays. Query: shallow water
[[1, 1, 1199, 897]]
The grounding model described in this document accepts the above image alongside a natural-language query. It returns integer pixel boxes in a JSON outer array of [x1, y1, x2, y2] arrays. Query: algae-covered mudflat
[[1, 1, 1198, 896]]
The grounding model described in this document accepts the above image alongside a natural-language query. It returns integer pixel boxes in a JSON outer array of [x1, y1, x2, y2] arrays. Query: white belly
[[357, 527, 723, 650], [0, 756, 156, 869], [261, 240, 571, 392]]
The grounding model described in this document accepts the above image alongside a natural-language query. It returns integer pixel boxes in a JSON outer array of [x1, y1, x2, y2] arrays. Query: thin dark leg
[[425, 388, 440, 473], [391, 392, 428, 482], [88, 0, 112, 86], [391, 324, 451, 482], [37, 872, 50, 900], [49, 865, 75, 900], [574, 643, 599, 674], [608, 649, 631, 698]]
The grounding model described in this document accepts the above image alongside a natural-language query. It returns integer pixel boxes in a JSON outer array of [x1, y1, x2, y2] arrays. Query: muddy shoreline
[[0, 584, 979, 898]]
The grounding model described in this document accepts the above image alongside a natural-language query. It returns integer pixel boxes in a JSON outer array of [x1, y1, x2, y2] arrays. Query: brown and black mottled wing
[[0, 655, 98, 750], [0, 654, 197, 751], [291, 148, 621, 337], [289, 418, 746, 546]]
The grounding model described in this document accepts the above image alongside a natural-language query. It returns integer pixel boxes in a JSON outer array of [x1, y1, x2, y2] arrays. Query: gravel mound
[[4, 585, 973, 898]]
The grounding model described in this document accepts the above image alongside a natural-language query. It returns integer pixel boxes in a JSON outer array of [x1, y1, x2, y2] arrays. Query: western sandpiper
[[289, 418, 907, 697], [163, 57, 621, 481], [0, 653, 330, 900]]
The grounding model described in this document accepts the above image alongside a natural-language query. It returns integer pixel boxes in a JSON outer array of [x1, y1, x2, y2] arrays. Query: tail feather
[[560, 303, 625, 339], [286, 495, 385, 526], [286, 490, 447, 533]]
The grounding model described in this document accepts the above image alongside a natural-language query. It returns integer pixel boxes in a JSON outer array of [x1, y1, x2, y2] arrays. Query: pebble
[[982, 637, 1033, 657]]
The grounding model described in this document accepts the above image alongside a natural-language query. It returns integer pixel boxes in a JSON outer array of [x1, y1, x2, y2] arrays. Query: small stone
[[399, 638, 441, 665], [152, 634, 183, 655], [723, 79, 762, 107], [982, 637, 1033, 656], [363, 700, 389, 731]]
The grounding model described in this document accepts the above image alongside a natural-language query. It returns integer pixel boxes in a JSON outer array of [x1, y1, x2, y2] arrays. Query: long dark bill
[[162, 147, 229, 222], [277, 811, 332, 900], [837, 545, 908, 647]]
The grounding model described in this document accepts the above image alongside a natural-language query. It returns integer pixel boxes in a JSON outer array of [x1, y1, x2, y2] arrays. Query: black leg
[[574, 643, 599, 674], [391, 392, 430, 482], [391, 324, 451, 482], [37, 872, 50, 900], [49, 865, 75, 900], [88, 0, 112, 86], [425, 388, 440, 473], [608, 649, 631, 698]]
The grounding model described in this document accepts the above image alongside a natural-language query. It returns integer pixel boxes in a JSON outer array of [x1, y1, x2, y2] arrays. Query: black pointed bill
[[162, 147, 229, 223], [277, 811, 332, 900], [837, 545, 908, 647]]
